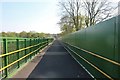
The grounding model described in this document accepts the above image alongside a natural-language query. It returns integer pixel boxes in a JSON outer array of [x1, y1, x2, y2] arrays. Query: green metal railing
[[0, 37, 53, 79], [61, 15, 120, 79]]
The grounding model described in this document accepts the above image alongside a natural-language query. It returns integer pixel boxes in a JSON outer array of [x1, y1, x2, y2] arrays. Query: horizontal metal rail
[[0, 43, 46, 72], [0, 41, 47, 58], [63, 44, 113, 80], [64, 42, 120, 66], [0, 37, 53, 78]]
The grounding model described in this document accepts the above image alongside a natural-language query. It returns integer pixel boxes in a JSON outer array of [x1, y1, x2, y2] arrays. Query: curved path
[[27, 40, 92, 78]]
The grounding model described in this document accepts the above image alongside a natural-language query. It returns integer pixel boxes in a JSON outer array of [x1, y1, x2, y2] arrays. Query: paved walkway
[[27, 40, 91, 78]]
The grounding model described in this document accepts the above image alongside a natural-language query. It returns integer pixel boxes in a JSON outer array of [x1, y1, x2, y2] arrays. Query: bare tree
[[82, 0, 117, 27], [59, 0, 82, 31]]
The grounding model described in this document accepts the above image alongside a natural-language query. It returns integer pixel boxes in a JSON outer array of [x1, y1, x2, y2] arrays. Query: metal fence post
[[3, 39, 8, 77], [47, 39, 49, 45], [39, 39, 41, 50], [35, 39, 37, 54], [41, 38, 43, 48], [24, 39, 27, 62], [33, 39, 35, 56], [16, 39, 20, 68], [37, 39, 39, 53], [30, 39, 32, 59]]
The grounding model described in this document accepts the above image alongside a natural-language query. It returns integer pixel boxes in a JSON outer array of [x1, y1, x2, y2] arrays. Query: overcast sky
[[0, 0, 119, 34]]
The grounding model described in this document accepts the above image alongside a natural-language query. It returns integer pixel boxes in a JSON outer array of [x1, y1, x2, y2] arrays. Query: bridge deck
[[27, 40, 91, 78]]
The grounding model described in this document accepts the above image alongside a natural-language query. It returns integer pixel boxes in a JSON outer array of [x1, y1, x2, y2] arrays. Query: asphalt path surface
[[27, 40, 92, 78]]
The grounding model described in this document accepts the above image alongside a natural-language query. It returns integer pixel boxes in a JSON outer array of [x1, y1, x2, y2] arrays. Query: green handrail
[[0, 37, 53, 79]]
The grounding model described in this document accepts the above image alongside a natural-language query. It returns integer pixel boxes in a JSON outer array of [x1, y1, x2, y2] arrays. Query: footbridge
[[0, 15, 120, 80]]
